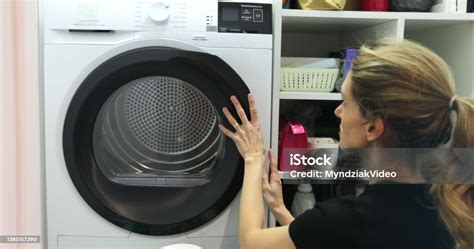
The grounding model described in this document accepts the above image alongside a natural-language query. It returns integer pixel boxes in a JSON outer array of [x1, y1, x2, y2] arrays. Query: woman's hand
[[263, 150, 295, 225], [219, 94, 265, 161]]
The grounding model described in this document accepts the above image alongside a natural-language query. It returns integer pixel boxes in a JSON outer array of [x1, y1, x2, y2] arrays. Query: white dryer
[[42, 0, 273, 248]]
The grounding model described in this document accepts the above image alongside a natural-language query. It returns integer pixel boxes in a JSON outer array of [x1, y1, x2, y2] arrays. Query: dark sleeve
[[288, 196, 362, 249]]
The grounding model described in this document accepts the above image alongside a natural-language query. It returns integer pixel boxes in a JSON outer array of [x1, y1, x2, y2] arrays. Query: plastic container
[[341, 48, 360, 75], [291, 184, 316, 217], [360, 0, 389, 11], [281, 57, 339, 93], [335, 48, 360, 92]]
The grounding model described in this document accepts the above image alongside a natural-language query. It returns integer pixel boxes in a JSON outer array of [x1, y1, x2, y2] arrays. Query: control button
[[242, 8, 251, 15], [241, 16, 252, 22], [241, 8, 252, 22], [149, 2, 170, 23], [253, 9, 263, 23], [228, 28, 241, 33]]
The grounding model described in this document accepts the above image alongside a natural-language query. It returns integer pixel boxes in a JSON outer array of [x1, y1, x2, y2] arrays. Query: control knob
[[149, 2, 170, 23]]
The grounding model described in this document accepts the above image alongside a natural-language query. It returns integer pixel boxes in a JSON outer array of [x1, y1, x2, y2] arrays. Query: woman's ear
[[366, 117, 385, 143]]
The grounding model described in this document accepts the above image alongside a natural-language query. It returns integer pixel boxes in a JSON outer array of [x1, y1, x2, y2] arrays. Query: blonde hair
[[350, 39, 474, 248]]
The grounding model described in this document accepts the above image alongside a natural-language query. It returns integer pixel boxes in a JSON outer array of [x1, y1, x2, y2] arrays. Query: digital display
[[222, 7, 239, 22]]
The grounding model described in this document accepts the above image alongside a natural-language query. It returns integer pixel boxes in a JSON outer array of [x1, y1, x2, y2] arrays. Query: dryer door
[[63, 47, 249, 235]]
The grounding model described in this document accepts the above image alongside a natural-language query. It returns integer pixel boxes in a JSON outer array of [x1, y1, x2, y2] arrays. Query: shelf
[[282, 9, 474, 20], [282, 10, 396, 33], [279, 92, 342, 101], [405, 18, 474, 33], [395, 12, 474, 20], [283, 9, 398, 19], [282, 9, 474, 33]]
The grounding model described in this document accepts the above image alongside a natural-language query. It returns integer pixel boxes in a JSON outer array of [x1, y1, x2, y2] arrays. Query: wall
[[0, 0, 43, 248]]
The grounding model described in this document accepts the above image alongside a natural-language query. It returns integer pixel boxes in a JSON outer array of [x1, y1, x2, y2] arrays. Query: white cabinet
[[271, 8, 474, 177], [268, 3, 473, 226]]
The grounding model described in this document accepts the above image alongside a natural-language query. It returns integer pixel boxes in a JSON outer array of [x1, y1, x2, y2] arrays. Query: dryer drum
[[93, 76, 224, 187]]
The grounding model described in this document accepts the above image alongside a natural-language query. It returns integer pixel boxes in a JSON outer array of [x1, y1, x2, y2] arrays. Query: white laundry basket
[[280, 57, 339, 93], [280, 68, 339, 92]]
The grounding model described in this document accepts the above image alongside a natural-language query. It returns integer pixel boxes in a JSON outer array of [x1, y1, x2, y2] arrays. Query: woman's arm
[[241, 155, 266, 234], [240, 156, 295, 249], [219, 95, 296, 249]]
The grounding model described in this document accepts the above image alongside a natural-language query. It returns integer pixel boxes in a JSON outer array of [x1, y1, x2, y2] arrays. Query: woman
[[219, 39, 474, 249]]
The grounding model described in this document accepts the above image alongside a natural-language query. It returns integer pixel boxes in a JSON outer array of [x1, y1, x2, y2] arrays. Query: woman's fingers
[[269, 149, 277, 167], [230, 96, 250, 126], [268, 150, 281, 182], [219, 124, 237, 140], [262, 171, 270, 189], [222, 107, 240, 131], [220, 95, 265, 160], [248, 94, 259, 124]]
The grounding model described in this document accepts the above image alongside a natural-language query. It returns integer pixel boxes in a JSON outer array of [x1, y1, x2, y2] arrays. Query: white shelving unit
[[279, 92, 342, 100], [271, 8, 474, 177], [268, 3, 473, 227]]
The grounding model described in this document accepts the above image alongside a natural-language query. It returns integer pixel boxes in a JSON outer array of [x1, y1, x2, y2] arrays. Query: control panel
[[45, 0, 272, 35], [218, 2, 272, 34]]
